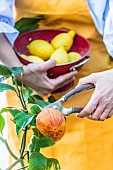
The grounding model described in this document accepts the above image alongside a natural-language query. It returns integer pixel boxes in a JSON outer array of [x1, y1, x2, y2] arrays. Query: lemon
[[68, 52, 82, 62], [27, 40, 54, 60], [21, 54, 44, 63], [27, 55, 44, 62], [50, 47, 69, 64], [21, 54, 28, 58], [51, 30, 76, 51]]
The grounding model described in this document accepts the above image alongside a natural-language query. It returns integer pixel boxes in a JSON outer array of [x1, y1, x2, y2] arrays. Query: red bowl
[[14, 29, 90, 93]]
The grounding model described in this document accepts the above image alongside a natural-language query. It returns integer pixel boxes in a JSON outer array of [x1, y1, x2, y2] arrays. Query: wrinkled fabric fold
[[87, 0, 113, 57]]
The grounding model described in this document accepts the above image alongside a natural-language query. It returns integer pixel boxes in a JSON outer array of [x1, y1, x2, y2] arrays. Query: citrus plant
[[0, 64, 61, 170]]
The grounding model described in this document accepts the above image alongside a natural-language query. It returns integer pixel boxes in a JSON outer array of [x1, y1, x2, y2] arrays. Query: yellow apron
[[7, 0, 113, 169]]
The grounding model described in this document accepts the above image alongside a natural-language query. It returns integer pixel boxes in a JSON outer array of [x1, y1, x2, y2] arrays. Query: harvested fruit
[[36, 108, 66, 142], [21, 54, 44, 62], [50, 47, 69, 64], [21, 54, 28, 58], [68, 52, 82, 62], [27, 40, 54, 60], [51, 30, 76, 51]]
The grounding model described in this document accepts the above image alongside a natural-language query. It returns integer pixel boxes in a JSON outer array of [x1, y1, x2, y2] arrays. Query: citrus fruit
[[68, 52, 82, 62], [21, 54, 28, 58], [27, 40, 54, 60], [51, 30, 76, 51], [21, 54, 44, 62], [50, 47, 69, 64], [36, 108, 66, 142]]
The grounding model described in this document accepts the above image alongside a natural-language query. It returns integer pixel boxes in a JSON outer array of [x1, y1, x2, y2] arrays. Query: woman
[[1, 0, 113, 170]]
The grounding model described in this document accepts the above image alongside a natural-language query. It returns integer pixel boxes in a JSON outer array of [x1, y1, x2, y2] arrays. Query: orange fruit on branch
[[36, 108, 66, 142]]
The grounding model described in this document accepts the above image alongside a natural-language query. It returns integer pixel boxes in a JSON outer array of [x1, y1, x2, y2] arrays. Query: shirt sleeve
[[0, 0, 19, 46], [87, 0, 113, 57]]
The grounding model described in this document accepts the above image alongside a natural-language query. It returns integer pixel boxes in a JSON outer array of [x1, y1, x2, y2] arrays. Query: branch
[[5, 158, 21, 170], [0, 136, 18, 160]]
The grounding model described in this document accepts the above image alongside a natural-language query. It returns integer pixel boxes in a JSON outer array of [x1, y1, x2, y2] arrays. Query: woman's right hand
[[76, 69, 113, 121], [17, 60, 78, 96]]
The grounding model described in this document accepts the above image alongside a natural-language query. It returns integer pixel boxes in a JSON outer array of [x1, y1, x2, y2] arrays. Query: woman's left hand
[[76, 69, 113, 121]]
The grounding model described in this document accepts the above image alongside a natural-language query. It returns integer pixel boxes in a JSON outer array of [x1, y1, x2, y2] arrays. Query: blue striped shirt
[[0, 0, 113, 57], [0, 0, 19, 46]]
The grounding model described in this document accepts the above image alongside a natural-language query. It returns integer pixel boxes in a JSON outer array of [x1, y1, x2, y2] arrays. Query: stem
[[5, 158, 21, 170], [12, 75, 28, 168], [20, 127, 27, 157], [17, 86, 27, 111], [26, 151, 29, 162], [19, 127, 28, 167], [13, 75, 27, 111], [0, 136, 18, 160], [17, 166, 28, 170]]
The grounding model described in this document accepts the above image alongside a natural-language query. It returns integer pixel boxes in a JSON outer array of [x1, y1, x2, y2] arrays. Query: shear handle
[[62, 106, 84, 116], [62, 83, 95, 102]]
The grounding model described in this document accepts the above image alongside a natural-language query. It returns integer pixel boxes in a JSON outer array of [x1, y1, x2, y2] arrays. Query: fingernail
[[75, 113, 79, 117], [76, 113, 84, 118], [76, 113, 81, 117]]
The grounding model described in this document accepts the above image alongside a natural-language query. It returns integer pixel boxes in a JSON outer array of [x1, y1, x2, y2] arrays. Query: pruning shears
[[43, 83, 95, 116]]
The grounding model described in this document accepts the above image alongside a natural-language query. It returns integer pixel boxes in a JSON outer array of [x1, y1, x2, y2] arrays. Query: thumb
[[40, 59, 56, 71], [29, 59, 56, 72]]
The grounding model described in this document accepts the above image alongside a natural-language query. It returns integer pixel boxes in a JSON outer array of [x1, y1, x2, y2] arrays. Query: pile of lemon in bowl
[[21, 30, 82, 64]]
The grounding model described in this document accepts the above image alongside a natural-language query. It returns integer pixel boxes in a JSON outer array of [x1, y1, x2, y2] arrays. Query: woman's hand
[[17, 59, 78, 96], [76, 69, 113, 121]]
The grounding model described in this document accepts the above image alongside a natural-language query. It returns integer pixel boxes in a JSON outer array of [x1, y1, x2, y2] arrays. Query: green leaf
[[29, 117, 36, 126], [0, 107, 9, 114], [29, 135, 55, 153], [48, 96, 56, 103], [30, 104, 41, 114], [16, 125, 21, 135], [15, 16, 45, 34], [10, 66, 24, 75], [0, 83, 16, 92], [33, 95, 43, 100], [48, 158, 61, 170], [28, 96, 49, 108], [23, 87, 34, 103], [32, 127, 44, 139], [29, 152, 48, 170], [11, 75, 23, 88], [28, 135, 40, 153], [0, 115, 5, 132], [0, 64, 12, 77], [13, 112, 36, 135], [0, 76, 10, 83], [47, 160, 53, 170], [5, 108, 21, 117]]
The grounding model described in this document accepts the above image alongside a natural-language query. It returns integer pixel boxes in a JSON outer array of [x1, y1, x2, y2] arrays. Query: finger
[[30, 85, 52, 96], [28, 59, 56, 72], [76, 90, 99, 118], [90, 102, 105, 120], [105, 104, 113, 118], [52, 77, 75, 91], [85, 115, 94, 120], [39, 70, 77, 92], [99, 109, 110, 121], [38, 59, 56, 71], [53, 70, 77, 86], [40, 77, 75, 93], [108, 110, 113, 118], [36, 76, 76, 95], [77, 73, 95, 87]]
